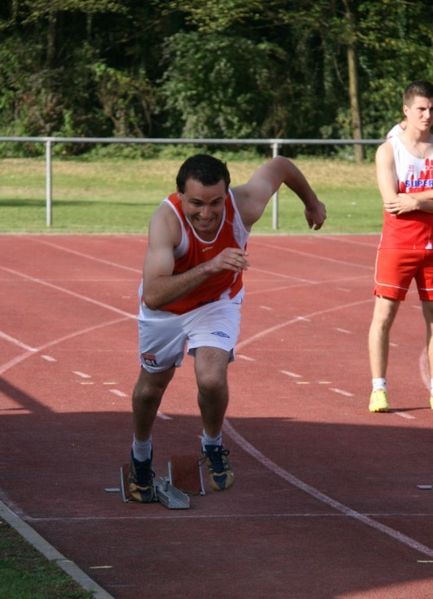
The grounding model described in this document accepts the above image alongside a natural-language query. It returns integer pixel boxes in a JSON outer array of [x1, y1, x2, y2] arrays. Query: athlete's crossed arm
[[378, 141, 433, 214], [142, 205, 249, 310]]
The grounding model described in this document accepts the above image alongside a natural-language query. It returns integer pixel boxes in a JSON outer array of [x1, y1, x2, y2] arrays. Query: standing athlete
[[128, 153, 326, 502], [368, 80, 433, 412]]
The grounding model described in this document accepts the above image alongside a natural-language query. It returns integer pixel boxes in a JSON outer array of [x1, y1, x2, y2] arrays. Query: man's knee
[[198, 372, 227, 396], [372, 297, 399, 328], [133, 368, 174, 402]]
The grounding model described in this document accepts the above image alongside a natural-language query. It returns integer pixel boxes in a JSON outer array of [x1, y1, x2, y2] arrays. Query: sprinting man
[[128, 153, 326, 502], [368, 80, 433, 412]]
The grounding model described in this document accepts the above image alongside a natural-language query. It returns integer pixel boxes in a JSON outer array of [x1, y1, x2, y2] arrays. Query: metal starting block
[[155, 474, 190, 509], [118, 453, 205, 509]]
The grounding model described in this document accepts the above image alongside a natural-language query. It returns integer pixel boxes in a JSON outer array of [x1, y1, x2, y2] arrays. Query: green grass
[[0, 157, 383, 234], [0, 519, 92, 599]]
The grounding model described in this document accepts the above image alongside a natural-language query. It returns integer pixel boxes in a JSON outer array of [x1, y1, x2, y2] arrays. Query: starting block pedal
[[118, 453, 205, 509], [169, 454, 206, 496]]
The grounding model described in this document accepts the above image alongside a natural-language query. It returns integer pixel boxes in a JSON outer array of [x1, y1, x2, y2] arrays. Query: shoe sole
[[369, 406, 390, 413]]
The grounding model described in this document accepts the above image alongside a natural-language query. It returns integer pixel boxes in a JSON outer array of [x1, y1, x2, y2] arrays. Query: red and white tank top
[[157, 189, 249, 314], [380, 136, 433, 250]]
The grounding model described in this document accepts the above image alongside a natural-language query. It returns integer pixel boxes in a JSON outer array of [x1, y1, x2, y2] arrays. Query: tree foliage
[[0, 0, 433, 156]]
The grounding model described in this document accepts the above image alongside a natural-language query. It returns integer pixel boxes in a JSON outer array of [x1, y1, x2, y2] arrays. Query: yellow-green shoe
[[369, 389, 390, 413]]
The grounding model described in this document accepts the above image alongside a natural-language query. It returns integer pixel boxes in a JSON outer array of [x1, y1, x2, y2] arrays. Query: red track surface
[[2, 234, 433, 598]]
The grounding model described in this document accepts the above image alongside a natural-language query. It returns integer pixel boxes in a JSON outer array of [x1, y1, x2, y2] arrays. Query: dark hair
[[176, 154, 231, 193], [403, 80, 433, 105]]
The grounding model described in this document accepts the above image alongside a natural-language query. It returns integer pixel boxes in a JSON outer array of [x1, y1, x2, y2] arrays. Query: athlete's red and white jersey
[[379, 136, 433, 250], [144, 189, 249, 315]]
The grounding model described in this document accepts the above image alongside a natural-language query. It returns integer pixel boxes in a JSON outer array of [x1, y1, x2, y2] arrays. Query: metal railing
[[0, 136, 382, 229]]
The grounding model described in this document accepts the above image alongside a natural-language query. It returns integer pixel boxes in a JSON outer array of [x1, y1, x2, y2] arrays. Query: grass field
[[0, 518, 92, 599], [0, 156, 382, 234]]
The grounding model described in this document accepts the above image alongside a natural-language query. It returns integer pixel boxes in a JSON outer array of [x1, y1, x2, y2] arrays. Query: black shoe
[[128, 451, 157, 503]]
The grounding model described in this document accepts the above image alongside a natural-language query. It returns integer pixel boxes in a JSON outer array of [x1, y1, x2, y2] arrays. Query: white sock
[[201, 430, 222, 450], [372, 378, 386, 392], [132, 435, 152, 462]]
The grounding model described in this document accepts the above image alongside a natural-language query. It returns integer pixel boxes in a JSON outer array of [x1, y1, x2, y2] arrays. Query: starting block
[[119, 453, 205, 509], [169, 454, 206, 496]]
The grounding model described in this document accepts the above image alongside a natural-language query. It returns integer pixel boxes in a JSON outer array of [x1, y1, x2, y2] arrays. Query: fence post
[[45, 138, 53, 227], [271, 141, 280, 230]]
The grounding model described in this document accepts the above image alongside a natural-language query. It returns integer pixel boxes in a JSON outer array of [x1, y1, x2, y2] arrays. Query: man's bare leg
[[194, 347, 234, 490], [368, 296, 399, 411]]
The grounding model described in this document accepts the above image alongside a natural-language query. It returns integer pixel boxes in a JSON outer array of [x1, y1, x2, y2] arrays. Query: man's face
[[179, 178, 227, 238], [404, 95, 433, 132]]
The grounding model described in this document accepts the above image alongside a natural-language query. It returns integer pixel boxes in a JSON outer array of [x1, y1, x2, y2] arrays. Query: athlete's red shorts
[[374, 248, 433, 301]]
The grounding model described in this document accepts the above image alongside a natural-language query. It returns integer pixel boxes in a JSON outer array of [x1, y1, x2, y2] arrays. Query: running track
[[1, 234, 433, 598]]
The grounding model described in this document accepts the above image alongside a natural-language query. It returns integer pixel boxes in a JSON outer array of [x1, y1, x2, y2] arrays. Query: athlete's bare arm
[[379, 140, 433, 214], [376, 141, 401, 213], [142, 204, 249, 310], [232, 156, 326, 230]]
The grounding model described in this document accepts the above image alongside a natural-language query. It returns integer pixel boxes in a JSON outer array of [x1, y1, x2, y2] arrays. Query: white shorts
[[137, 290, 244, 373]]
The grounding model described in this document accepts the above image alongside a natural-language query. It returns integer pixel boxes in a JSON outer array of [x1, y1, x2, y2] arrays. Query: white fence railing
[[0, 136, 382, 229]]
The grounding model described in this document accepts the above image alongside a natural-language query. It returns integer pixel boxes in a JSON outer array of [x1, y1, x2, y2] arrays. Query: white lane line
[[330, 388, 354, 397], [29, 238, 142, 274], [236, 298, 373, 351], [318, 235, 379, 249], [260, 305, 273, 311], [280, 370, 302, 379], [0, 266, 135, 319], [0, 330, 37, 352], [336, 328, 352, 334], [0, 351, 36, 376], [224, 419, 433, 559], [237, 354, 256, 362], [73, 371, 92, 379], [247, 284, 314, 296], [250, 266, 316, 284], [23, 511, 433, 523], [395, 412, 416, 420], [41, 355, 57, 362], [109, 389, 127, 398], [251, 240, 374, 271], [0, 316, 129, 376], [157, 411, 172, 421]]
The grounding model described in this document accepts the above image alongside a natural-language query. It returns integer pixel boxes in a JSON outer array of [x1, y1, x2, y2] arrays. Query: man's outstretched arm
[[233, 156, 326, 230]]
